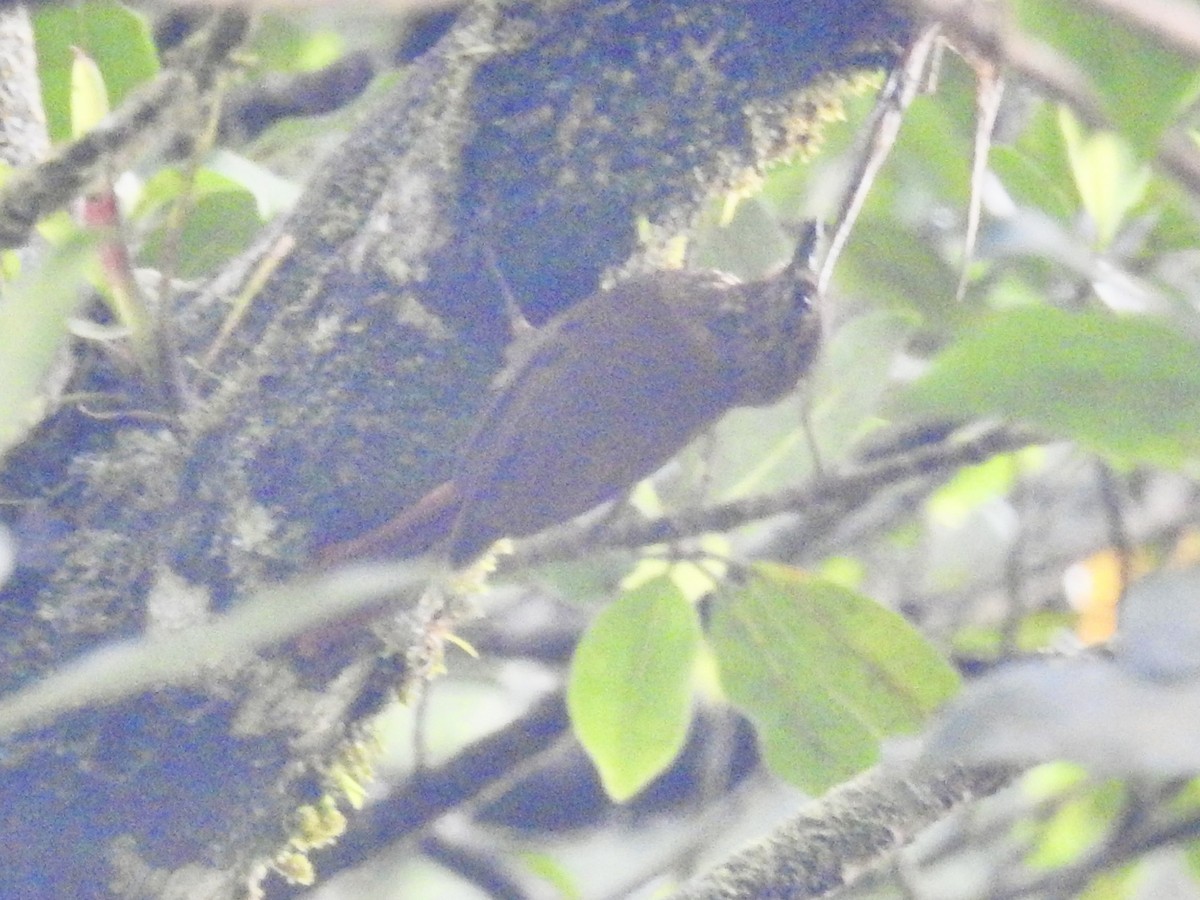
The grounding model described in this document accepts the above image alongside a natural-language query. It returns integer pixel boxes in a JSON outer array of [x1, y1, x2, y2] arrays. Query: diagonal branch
[[508, 423, 1041, 569], [0, 10, 251, 248]]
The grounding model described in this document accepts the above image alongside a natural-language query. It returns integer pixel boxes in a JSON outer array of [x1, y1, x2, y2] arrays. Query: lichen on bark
[[0, 1, 908, 893]]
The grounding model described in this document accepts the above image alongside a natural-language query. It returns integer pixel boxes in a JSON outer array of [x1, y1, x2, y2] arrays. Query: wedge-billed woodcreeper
[[319, 236, 821, 568]]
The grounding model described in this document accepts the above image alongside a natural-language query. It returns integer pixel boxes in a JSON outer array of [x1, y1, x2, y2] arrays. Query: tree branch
[[671, 762, 1016, 900], [0, 2, 909, 893], [0, 10, 251, 247]]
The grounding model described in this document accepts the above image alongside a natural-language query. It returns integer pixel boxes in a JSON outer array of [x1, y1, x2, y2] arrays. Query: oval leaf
[[1058, 108, 1149, 250], [34, 1, 159, 143], [902, 308, 1200, 466], [709, 564, 959, 793], [0, 237, 93, 455], [69, 47, 110, 138], [567, 576, 701, 801]]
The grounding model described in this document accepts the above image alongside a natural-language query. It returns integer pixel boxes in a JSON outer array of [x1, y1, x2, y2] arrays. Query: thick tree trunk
[[0, 2, 907, 895]]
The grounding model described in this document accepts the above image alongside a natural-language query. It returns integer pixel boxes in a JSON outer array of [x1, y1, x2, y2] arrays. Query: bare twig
[[818, 24, 943, 294], [901, 0, 1200, 202]]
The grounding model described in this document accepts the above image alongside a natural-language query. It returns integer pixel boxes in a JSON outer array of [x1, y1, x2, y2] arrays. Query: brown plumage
[[318, 244, 820, 569]]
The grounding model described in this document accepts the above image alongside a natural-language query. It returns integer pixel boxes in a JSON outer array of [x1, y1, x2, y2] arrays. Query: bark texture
[[0, 2, 908, 895]]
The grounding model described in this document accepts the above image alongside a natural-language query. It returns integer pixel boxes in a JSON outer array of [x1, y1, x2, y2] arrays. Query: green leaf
[[205, 150, 302, 220], [709, 564, 959, 793], [141, 188, 263, 278], [806, 310, 918, 461], [996, 100, 1078, 218], [952, 610, 1078, 658], [697, 394, 810, 502], [989, 146, 1076, 224], [518, 852, 583, 900], [1058, 109, 1150, 249], [250, 14, 347, 73], [138, 166, 272, 278], [927, 449, 1029, 526], [1142, 176, 1200, 256], [1027, 779, 1124, 868], [567, 576, 701, 801], [34, 1, 159, 143], [838, 218, 964, 326], [1180, 783, 1200, 882], [69, 46, 110, 138], [902, 307, 1200, 466], [1014, 0, 1200, 155], [690, 195, 791, 279], [885, 52, 978, 207], [0, 236, 93, 455]]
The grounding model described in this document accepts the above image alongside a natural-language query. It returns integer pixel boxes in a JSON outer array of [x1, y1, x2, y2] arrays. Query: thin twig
[[818, 24, 943, 294], [507, 423, 1042, 569]]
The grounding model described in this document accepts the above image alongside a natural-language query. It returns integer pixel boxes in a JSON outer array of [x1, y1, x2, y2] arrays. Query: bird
[[318, 233, 822, 569]]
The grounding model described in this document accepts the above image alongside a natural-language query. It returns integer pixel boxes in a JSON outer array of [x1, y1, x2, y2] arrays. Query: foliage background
[[0, 1, 1199, 898]]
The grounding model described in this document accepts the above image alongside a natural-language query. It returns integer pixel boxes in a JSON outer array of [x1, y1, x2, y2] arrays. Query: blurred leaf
[[1024, 760, 1090, 799], [1058, 109, 1150, 249], [0, 237, 92, 455], [990, 147, 1064, 221], [69, 46, 110, 137], [816, 555, 866, 589], [902, 307, 1200, 465], [927, 448, 1035, 526], [141, 186, 263, 278], [984, 268, 1063, 310], [567, 576, 701, 801], [205, 150, 302, 219], [1143, 177, 1200, 256], [691, 196, 791, 279], [1188, 841, 1200, 889], [837, 218, 964, 326], [1009, 101, 1075, 192], [0, 252, 18, 281], [1027, 780, 1124, 868], [1076, 866, 1138, 900], [139, 160, 296, 220], [139, 166, 229, 210], [136, 154, 293, 279], [620, 544, 723, 605], [700, 393, 811, 500], [251, 14, 346, 73], [807, 310, 918, 462], [519, 852, 582, 900], [885, 52, 978, 208], [34, 1, 158, 143], [758, 147, 827, 215], [952, 610, 1079, 659], [990, 138, 1076, 223], [529, 555, 630, 608], [1179, 783, 1200, 881], [709, 564, 959, 793], [1013, 0, 1200, 155]]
